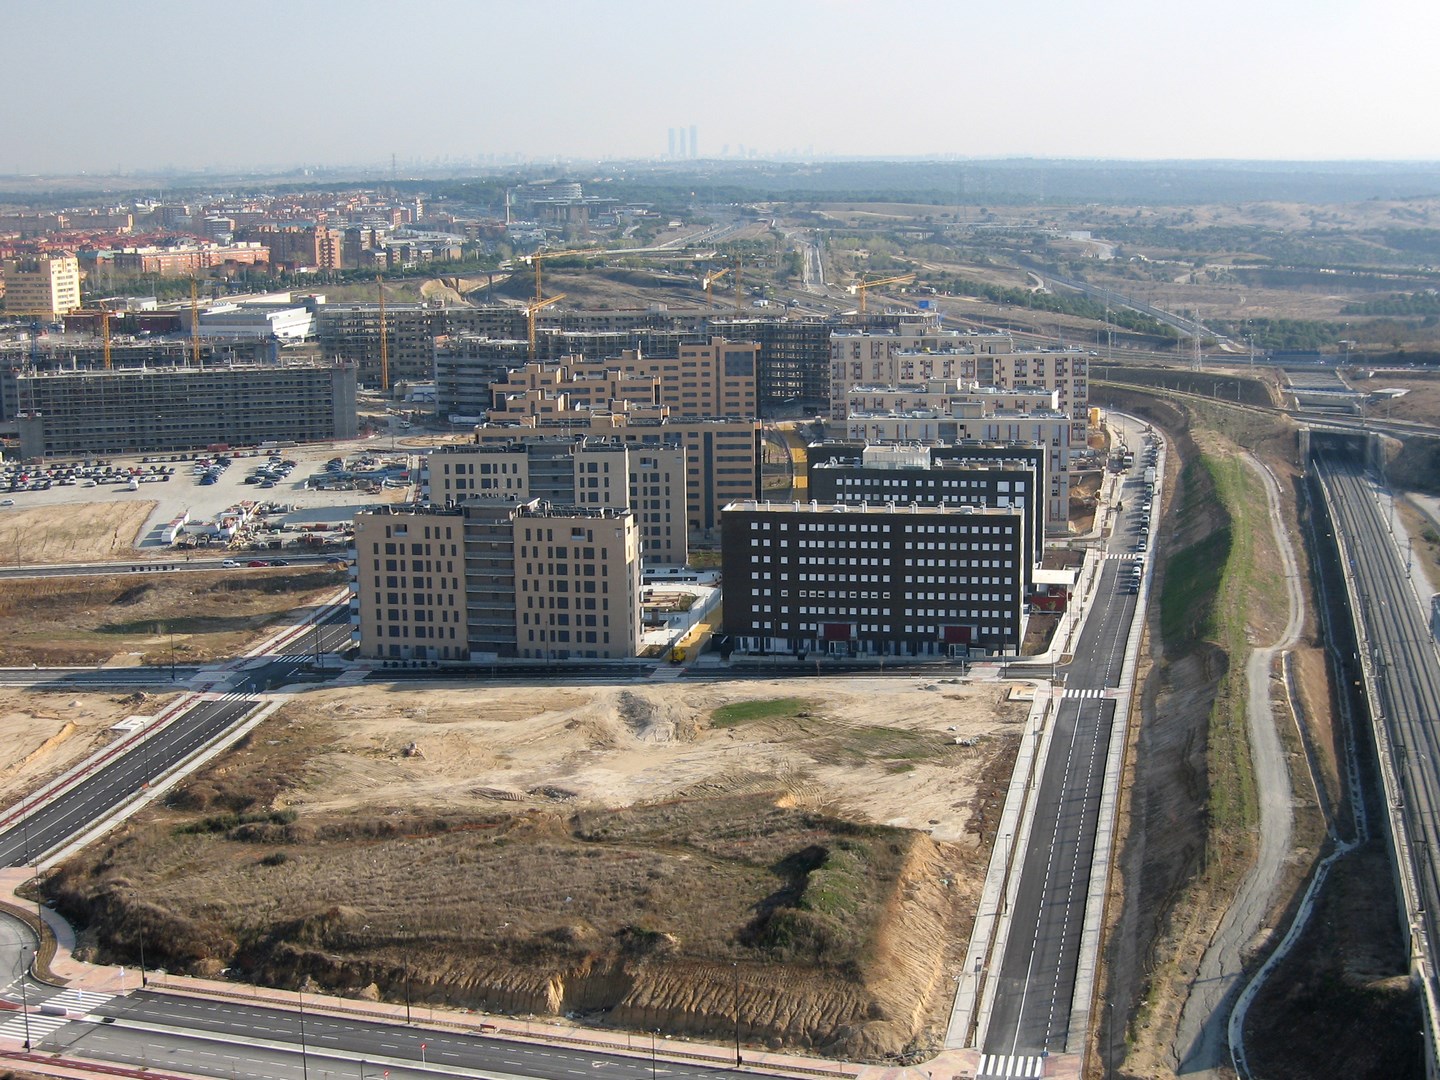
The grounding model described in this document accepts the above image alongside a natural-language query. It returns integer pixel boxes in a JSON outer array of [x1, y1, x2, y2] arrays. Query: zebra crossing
[[976, 1053, 1046, 1078], [0, 987, 113, 1045], [1103, 552, 1145, 560], [1063, 687, 1104, 700]]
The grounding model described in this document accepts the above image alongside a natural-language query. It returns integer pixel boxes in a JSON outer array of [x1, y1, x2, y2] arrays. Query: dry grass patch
[[0, 501, 156, 564], [0, 570, 343, 666]]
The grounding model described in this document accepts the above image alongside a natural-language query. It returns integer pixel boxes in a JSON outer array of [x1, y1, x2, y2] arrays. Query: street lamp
[[298, 987, 310, 1080], [732, 962, 742, 1067], [18, 943, 32, 1050]]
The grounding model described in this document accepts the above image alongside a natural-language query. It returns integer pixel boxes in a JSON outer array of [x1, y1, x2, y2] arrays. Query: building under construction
[[12, 360, 357, 458]]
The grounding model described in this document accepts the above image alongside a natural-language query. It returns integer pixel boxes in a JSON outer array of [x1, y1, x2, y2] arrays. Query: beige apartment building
[[351, 500, 642, 662], [487, 337, 758, 421], [828, 330, 1089, 441], [427, 438, 688, 566], [3, 254, 82, 319], [473, 410, 758, 537]]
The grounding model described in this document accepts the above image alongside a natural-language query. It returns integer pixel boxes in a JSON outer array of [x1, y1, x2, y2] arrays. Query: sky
[[6, 0, 1440, 175]]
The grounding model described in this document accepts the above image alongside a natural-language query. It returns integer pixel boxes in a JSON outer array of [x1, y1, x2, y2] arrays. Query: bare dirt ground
[[0, 569, 345, 666], [1348, 367, 1440, 426], [0, 501, 156, 565], [0, 688, 181, 808], [45, 676, 1028, 1060]]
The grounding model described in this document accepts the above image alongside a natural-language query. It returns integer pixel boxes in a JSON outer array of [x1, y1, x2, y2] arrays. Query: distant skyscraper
[[678, 129, 687, 159], [668, 128, 676, 159], [690, 125, 698, 159]]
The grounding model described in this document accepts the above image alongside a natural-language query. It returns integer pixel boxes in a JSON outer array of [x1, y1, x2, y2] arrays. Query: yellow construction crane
[[851, 272, 916, 314], [189, 278, 202, 366], [377, 275, 390, 392], [100, 303, 111, 370], [523, 248, 599, 304], [527, 293, 565, 359], [702, 266, 731, 306]]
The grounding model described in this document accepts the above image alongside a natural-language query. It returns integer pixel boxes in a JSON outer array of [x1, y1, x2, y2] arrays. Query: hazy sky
[[7, 0, 1439, 174]]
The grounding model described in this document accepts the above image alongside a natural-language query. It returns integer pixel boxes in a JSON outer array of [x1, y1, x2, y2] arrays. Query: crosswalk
[[1103, 552, 1145, 560], [1063, 687, 1104, 699], [976, 1053, 1046, 1078], [0, 987, 114, 1045]]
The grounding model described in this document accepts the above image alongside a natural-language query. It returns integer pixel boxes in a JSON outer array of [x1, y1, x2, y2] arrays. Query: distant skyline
[[6, 0, 1440, 176]]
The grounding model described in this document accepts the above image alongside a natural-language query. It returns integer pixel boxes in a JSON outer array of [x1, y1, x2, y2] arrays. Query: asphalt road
[[11, 985, 761, 1080], [982, 429, 1152, 1057], [1314, 454, 1440, 989], [0, 693, 262, 867]]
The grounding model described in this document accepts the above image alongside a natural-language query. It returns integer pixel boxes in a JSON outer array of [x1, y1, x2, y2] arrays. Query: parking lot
[[0, 437, 418, 553]]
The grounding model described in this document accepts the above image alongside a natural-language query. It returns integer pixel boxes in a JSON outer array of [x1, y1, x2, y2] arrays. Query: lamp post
[[298, 987, 310, 1080], [732, 962, 742, 1067], [650, 1029, 657, 1080], [18, 944, 32, 1050]]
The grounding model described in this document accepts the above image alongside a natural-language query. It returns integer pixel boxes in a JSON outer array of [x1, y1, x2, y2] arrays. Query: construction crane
[[527, 293, 565, 359], [189, 278, 202, 367], [851, 272, 916, 314], [99, 303, 112, 370], [702, 266, 731, 307], [376, 275, 390, 392], [522, 248, 599, 304]]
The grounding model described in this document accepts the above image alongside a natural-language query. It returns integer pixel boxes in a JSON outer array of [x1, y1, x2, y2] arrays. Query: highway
[[979, 424, 1153, 1067], [1313, 453, 1440, 1008]]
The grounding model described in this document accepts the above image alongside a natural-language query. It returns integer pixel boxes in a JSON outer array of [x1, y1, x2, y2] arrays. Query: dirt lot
[[0, 688, 182, 808], [0, 501, 156, 565], [46, 676, 1027, 1060], [0, 568, 345, 666]]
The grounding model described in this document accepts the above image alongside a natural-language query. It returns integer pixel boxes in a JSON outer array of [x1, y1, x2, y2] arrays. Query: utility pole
[[733, 962, 742, 1066], [19, 944, 32, 1049]]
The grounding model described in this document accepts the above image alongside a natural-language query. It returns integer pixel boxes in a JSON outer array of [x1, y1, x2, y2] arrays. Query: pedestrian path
[[0, 987, 115, 1045], [1103, 552, 1144, 560], [976, 1052, 1046, 1077], [1062, 687, 1103, 699]]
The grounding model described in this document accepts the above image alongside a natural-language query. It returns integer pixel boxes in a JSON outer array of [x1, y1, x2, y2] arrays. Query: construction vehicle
[[669, 646, 687, 664], [851, 273, 916, 314]]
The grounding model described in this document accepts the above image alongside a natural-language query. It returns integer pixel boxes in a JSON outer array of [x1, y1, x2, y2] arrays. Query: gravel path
[[1172, 454, 1305, 1076]]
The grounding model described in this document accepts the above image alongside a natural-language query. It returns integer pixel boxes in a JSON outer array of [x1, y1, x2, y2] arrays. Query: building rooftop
[[723, 499, 1022, 517]]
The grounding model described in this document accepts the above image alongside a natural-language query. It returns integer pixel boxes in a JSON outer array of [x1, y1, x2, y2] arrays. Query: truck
[[1143, 466, 1157, 487]]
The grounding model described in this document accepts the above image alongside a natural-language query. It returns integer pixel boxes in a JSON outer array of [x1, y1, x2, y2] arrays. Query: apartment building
[[486, 338, 757, 420], [110, 243, 270, 275], [13, 361, 357, 457], [842, 408, 1073, 527], [720, 499, 1028, 657], [426, 438, 687, 566], [808, 444, 1045, 569], [471, 411, 758, 537], [2, 254, 82, 319], [843, 381, 1059, 418], [828, 328, 1010, 417], [984, 350, 1089, 443], [351, 500, 642, 662]]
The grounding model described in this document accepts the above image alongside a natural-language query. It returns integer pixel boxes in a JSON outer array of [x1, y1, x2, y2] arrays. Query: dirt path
[[1173, 454, 1305, 1075]]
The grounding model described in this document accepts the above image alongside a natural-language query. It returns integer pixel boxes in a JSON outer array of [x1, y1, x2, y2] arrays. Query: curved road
[[1173, 453, 1304, 1075]]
